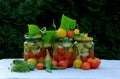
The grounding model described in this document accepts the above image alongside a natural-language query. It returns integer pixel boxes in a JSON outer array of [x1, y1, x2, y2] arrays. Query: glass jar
[[53, 37, 75, 67], [24, 37, 45, 63], [74, 37, 94, 62]]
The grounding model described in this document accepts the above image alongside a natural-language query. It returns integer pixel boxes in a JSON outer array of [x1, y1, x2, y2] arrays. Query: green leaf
[[60, 14, 76, 31], [43, 30, 56, 44], [28, 24, 41, 36]]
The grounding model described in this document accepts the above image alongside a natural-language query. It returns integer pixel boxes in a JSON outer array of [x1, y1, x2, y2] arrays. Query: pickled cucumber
[[84, 42, 93, 48]]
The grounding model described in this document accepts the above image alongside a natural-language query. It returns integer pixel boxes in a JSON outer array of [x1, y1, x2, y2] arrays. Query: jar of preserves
[[24, 35, 45, 63], [74, 36, 94, 62], [53, 37, 75, 67]]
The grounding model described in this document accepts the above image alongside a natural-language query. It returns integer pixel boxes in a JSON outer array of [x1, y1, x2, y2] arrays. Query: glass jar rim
[[74, 37, 93, 41], [24, 33, 42, 41]]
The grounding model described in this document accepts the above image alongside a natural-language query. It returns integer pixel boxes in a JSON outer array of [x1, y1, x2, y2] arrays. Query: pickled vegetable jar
[[53, 37, 75, 67], [24, 36, 45, 63], [74, 37, 94, 62]]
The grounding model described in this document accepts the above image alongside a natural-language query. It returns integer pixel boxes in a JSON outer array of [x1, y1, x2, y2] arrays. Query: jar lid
[[56, 37, 73, 42], [74, 37, 93, 41], [24, 33, 42, 41]]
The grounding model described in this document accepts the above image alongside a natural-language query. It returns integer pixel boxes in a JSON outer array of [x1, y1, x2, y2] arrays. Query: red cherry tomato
[[36, 63, 44, 70], [67, 30, 74, 38], [57, 48, 65, 55], [87, 57, 101, 69], [58, 60, 68, 69], [87, 51, 94, 58], [52, 60, 58, 66], [81, 62, 90, 70]]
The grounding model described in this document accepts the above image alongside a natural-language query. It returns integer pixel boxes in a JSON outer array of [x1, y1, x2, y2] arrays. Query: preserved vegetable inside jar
[[24, 37, 46, 63], [74, 36, 94, 62], [53, 37, 75, 67]]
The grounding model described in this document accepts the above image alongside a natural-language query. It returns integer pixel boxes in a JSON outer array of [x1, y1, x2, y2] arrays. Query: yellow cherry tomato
[[74, 29, 80, 34]]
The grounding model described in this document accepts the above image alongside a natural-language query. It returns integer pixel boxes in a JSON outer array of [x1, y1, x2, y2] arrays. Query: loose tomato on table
[[58, 60, 68, 69], [81, 62, 90, 70], [27, 58, 37, 65], [36, 63, 44, 70], [87, 57, 101, 69], [52, 60, 58, 67], [73, 59, 82, 69]]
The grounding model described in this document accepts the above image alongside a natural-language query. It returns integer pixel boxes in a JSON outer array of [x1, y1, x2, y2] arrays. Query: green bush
[[0, 26, 24, 58], [0, 0, 120, 59]]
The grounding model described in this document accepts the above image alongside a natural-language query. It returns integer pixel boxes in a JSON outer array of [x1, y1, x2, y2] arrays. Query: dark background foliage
[[0, 0, 120, 59]]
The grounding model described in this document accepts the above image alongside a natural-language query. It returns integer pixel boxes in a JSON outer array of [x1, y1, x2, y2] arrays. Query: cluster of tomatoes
[[36, 56, 101, 70], [36, 59, 68, 70], [73, 51, 101, 70], [81, 57, 101, 70], [54, 47, 75, 67]]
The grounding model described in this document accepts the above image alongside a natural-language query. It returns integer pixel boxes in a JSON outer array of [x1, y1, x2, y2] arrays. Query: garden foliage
[[0, 0, 120, 59]]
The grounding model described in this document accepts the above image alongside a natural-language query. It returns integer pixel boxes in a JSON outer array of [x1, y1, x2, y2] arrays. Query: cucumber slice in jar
[[81, 48, 89, 53], [62, 42, 72, 47], [76, 43, 84, 50], [84, 42, 93, 48], [24, 42, 32, 54], [81, 52, 89, 57], [31, 46, 40, 54], [36, 41, 43, 48]]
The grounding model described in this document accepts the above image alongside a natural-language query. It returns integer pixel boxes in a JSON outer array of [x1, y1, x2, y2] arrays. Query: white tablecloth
[[0, 59, 120, 79]]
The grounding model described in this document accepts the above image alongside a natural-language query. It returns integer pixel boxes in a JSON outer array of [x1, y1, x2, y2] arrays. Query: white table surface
[[0, 58, 120, 79]]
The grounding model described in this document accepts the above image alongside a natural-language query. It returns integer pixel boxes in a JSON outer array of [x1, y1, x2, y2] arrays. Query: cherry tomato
[[52, 60, 58, 66], [87, 57, 101, 69], [67, 30, 74, 38], [58, 60, 68, 69], [36, 63, 44, 70]]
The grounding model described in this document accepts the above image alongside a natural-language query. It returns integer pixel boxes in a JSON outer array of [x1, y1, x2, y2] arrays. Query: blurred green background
[[0, 0, 120, 59]]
